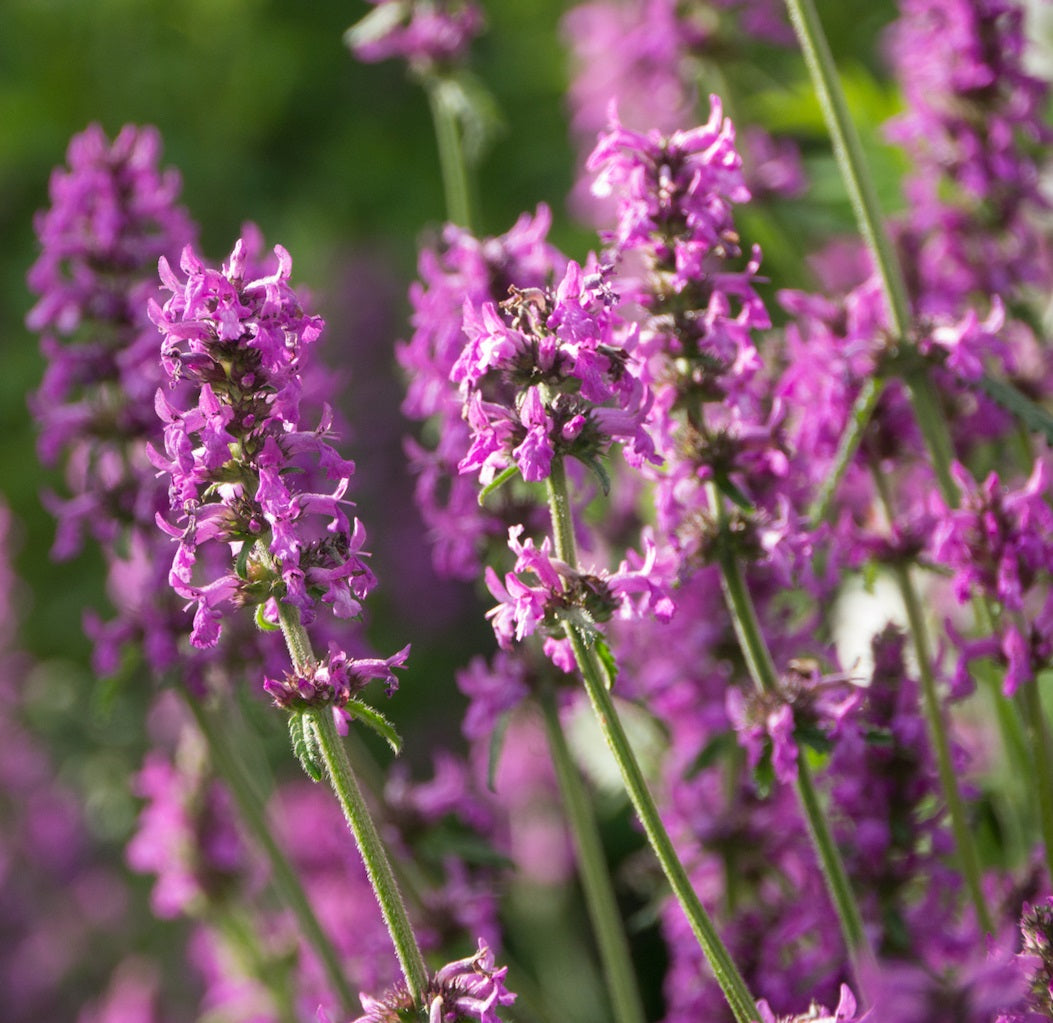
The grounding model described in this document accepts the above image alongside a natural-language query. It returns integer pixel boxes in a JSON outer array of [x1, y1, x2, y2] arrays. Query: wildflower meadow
[[5, 1, 1053, 1020]]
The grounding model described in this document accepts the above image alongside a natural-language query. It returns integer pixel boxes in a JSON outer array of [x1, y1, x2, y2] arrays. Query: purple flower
[[346, 0, 484, 69], [263, 645, 410, 718], [885, 0, 1052, 310], [755, 985, 866, 1023], [151, 238, 374, 647], [930, 459, 1053, 693], [26, 123, 195, 558], [456, 651, 531, 742], [562, 0, 798, 222], [345, 940, 515, 1023], [399, 208, 565, 578], [126, 748, 245, 919], [428, 940, 516, 1023], [588, 95, 751, 290], [485, 525, 674, 666], [455, 261, 657, 487]]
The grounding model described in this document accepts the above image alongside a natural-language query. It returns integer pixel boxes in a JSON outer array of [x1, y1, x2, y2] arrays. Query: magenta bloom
[[454, 260, 658, 487], [27, 123, 195, 558], [588, 95, 751, 291], [400, 207, 565, 578], [931, 459, 1053, 694], [347, 0, 483, 68], [485, 525, 674, 669], [345, 939, 515, 1023], [151, 238, 374, 647]]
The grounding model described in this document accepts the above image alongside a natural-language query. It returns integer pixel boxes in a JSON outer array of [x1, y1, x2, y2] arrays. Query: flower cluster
[[347, 0, 484, 69], [263, 646, 410, 712], [1013, 898, 1053, 1019], [931, 459, 1053, 694], [347, 940, 515, 1023], [726, 660, 863, 786], [399, 208, 565, 578], [485, 525, 674, 670], [150, 239, 374, 648], [886, 0, 1052, 307], [26, 123, 195, 558], [454, 260, 657, 485]]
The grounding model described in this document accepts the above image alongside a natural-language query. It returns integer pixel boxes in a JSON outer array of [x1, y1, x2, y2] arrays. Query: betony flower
[[930, 458, 1053, 693], [400, 207, 565, 578], [344, 939, 515, 1023], [455, 260, 658, 487], [150, 238, 374, 648], [347, 0, 484, 70], [485, 525, 674, 668]]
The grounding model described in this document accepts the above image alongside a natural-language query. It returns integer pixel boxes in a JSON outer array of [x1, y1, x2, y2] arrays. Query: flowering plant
[[10, 1, 1053, 1021]]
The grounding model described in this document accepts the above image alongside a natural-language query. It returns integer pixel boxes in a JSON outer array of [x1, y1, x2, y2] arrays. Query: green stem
[[783, 0, 961, 508], [891, 561, 994, 932], [1020, 681, 1053, 884], [782, 0, 911, 338], [545, 460, 758, 1023], [866, 463, 994, 930], [184, 693, 357, 1015], [214, 906, 298, 1023], [707, 485, 872, 971], [275, 600, 429, 1003], [310, 707, 431, 1002], [539, 688, 648, 1023], [809, 376, 885, 527], [425, 74, 473, 230]]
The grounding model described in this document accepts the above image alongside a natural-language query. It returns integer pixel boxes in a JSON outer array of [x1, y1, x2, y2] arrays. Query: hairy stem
[[425, 74, 474, 230], [540, 688, 648, 1023], [545, 459, 758, 1023], [707, 483, 872, 973], [185, 692, 357, 1015], [275, 600, 430, 1002]]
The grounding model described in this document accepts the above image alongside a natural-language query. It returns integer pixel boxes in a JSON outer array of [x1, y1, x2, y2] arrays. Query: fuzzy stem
[[275, 600, 430, 1002], [425, 74, 474, 230], [782, 0, 910, 337], [545, 459, 758, 1023], [809, 376, 884, 527], [311, 706, 431, 1002], [707, 484, 872, 972], [783, 0, 960, 507], [539, 688, 648, 1023], [891, 562, 995, 932], [1020, 680, 1053, 885], [184, 692, 357, 1015]]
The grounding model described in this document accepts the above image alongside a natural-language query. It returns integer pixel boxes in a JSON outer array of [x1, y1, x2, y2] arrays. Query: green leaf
[[235, 542, 253, 580], [417, 824, 515, 869], [255, 603, 280, 632], [978, 372, 1053, 444], [753, 749, 775, 800], [343, 698, 403, 756], [478, 464, 518, 505], [289, 712, 323, 782], [580, 454, 611, 496], [486, 708, 513, 793], [714, 471, 753, 512], [684, 731, 736, 779], [795, 723, 833, 755], [593, 635, 618, 690]]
